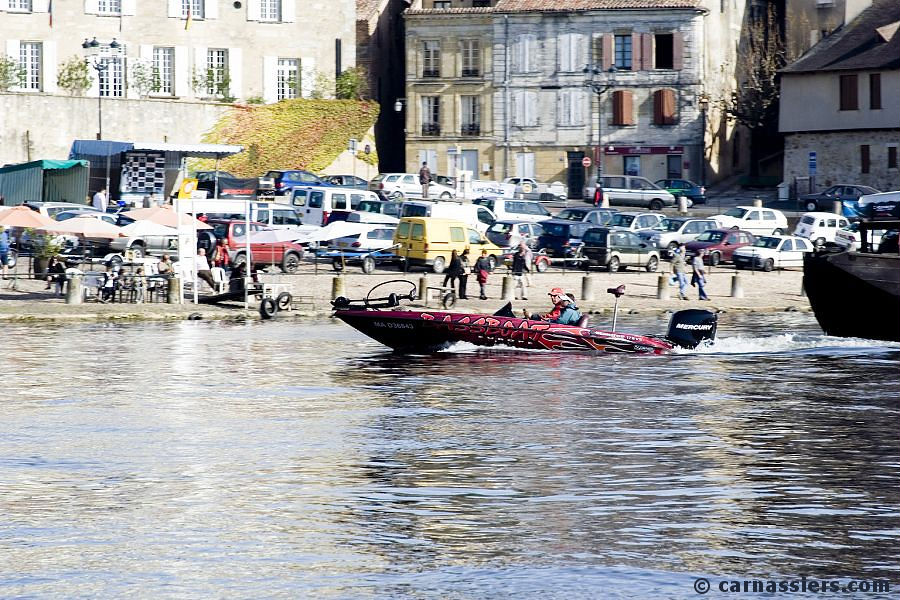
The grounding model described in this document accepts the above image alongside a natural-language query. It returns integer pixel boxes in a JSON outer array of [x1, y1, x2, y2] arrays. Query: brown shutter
[[861, 144, 870, 174], [653, 90, 664, 124], [613, 90, 634, 125], [601, 34, 614, 70], [632, 32, 642, 70], [653, 89, 677, 125], [642, 33, 652, 70], [613, 90, 623, 125], [840, 74, 858, 110], [672, 32, 683, 70]]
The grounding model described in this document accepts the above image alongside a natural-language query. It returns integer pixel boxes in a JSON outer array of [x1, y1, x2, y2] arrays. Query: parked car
[[733, 235, 814, 271], [24, 201, 101, 220], [684, 228, 756, 265], [712, 206, 788, 236], [370, 173, 456, 200], [206, 219, 306, 273], [433, 174, 457, 189], [501, 177, 567, 201], [263, 170, 330, 196], [393, 217, 503, 273], [347, 198, 402, 224], [323, 174, 368, 190], [332, 224, 396, 251], [472, 197, 552, 223], [291, 186, 380, 226], [500, 249, 552, 273], [792, 212, 851, 247], [833, 222, 886, 251], [485, 220, 545, 250], [638, 217, 718, 257], [798, 184, 880, 212], [55, 209, 132, 226], [193, 170, 262, 199], [654, 179, 707, 205], [555, 207, 618, 226], [584, 175, 677, 210], [581, 227, 661, 273], [607, 211, 665, 232], [535, 219, 593, 260]]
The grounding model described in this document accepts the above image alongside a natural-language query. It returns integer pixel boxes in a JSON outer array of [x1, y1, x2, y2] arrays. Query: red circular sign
[[581, 157, 592, 168]]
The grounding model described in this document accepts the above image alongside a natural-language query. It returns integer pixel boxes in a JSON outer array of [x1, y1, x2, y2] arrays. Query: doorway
[[566, 151, 585, 200], [667, 155, 683, 179]]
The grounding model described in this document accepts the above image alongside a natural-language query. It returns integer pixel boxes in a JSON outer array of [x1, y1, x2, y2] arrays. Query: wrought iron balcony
[[422, 69, 440, 78], [422, 122, 441, 136], [461, 68, 480, 78], [460, 123, 481, 136]]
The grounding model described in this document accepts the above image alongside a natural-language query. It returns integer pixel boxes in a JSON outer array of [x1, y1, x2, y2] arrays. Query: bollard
[[166, 276, 181, 303], [65, 274, 83, 305], [656, 273, 671, 300], [833, 200, 842, 215], [331, 275, 345, 300], [752, 196, 763, 208], [581, 274, 595, 302], [418, 275, 427, 300], [730, 273, 744, 298], [678, 196, 688, 215], [501, 275, 514, 300]]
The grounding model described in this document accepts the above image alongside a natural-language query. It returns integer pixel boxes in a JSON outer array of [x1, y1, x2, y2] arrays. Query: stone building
[[779, 0, 900, 194], [0, 0, 355, 165], [404, 0, 750, 197]]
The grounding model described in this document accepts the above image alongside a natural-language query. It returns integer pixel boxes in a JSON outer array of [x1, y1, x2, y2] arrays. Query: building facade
[[404, 0, 748, 197], [779, 0, 900, 193]]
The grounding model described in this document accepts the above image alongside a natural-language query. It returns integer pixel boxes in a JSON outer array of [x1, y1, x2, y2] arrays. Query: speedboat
[[331, 281, 717, 354]]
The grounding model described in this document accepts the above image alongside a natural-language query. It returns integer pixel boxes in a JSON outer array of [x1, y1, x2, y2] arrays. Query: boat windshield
[[752, 236, 781, 249], [695, 231, 724, 242], [723, 207, 749, 218]]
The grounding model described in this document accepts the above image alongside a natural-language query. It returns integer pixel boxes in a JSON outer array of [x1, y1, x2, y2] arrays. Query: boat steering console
[[331, 280, 418, 311]]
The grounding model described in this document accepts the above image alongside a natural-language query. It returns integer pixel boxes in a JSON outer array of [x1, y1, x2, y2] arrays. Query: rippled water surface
[[2, 313, 899, 598]]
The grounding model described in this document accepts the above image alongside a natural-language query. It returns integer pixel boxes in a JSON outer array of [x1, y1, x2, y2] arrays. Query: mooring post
[[731, 273, 744, 298], [656, 273, 670, 300], [65, 274, 83, 305], [501, 275, 513, 300], [332, 275, 345, 300], [581, 274, 594, 302]]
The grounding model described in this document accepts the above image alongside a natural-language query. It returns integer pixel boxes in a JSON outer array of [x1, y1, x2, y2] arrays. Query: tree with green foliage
[[335, 66, 368, 100], [56, 56, 93, 95], [0, 55, 25, 92]]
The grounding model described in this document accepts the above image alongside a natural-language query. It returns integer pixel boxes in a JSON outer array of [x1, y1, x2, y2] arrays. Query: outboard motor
[[666, 309, 717, 349]]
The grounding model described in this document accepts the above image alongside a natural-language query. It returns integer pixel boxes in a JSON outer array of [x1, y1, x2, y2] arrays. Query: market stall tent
[[0, 160, 89, 206]]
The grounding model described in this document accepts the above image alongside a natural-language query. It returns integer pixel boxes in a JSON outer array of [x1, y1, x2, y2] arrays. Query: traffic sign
[[808, 151, 817, 175], [582, 156, 592, 168], [349, 138, 358, 156]]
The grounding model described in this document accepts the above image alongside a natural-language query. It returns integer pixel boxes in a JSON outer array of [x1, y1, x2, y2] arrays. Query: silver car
[[584, 175, 677, 211], [638, 217, 718, 256]]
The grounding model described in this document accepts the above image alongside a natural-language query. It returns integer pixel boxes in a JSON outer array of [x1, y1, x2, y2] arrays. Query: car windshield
[[556, 209, 586, 221], [657, 219, 685, 232], [488, 223, 513, 234], [582, 230, 606, 245], [609, 214, 635, 227], [357, 200, 382, 213], [541, 223, 570, 237], [723, 208, 749, 218], [752, 236, 781, 249], [800, 215, 816, 225], [473, 198, 495, 212], [695, 231, 724, 243]]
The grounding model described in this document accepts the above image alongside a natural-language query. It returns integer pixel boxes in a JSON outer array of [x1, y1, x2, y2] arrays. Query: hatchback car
[[581, 227, 661, 273], [369, 173, 456, 200], [798, 184, 879, 212], [654, 179, 706, 205], [332, 224, 396, 251], [535, 219, 592, 260], [833, 222, 886, 251], [638, 217, 718, 256], [712, 206, 788, 236], [585, 175, 677, 210], [554, 207, 618, 226], [263, 169, 330, 196], [25, 201, 102, 220], [684, 229, 755, 265], [792, 212, 851, 247], [324, 174, 368, 190], [485, 220, 545, 250], [733, 235, 813, 271], [607, 211, 665, 232]]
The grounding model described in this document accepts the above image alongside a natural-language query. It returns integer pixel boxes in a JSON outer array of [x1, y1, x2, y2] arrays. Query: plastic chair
[[210, 267, 228, 294]]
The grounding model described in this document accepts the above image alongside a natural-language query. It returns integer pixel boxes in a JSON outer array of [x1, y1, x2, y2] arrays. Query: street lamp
[[583, 64, 617, 197], [82, 37, 121, 141], [698, 93, 709, 188], [394, 97, 406, 113]]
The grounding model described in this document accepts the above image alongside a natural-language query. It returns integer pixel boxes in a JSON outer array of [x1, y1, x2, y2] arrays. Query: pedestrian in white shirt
[[194, 247, 217, 291], [92, 188, 108, 212]]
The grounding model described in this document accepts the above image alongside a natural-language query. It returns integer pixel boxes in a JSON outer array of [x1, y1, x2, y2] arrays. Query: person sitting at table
[[157, 254, 173, 276], [99, 265, 119, 303], [194, 247, 217, 292], [45, 256, 66, 296]]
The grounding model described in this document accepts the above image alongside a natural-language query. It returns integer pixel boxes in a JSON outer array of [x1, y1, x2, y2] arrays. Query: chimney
[[844, 0, 872, 25]]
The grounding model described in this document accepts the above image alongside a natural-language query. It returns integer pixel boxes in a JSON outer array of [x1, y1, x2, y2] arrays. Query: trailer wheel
[[259, 297, 278, 319], [362, 256, 376, 274], [276, 292, 293, 310]]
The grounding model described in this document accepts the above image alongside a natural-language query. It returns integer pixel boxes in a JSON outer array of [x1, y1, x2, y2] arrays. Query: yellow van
[[393, 217, 504, 273]]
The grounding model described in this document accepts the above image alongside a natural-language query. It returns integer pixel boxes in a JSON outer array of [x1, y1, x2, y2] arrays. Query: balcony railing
[[422, 69, 440, 78], [461, 68, 480, 77], [422, 123, 441, 136], [460, 123, 481, 136]]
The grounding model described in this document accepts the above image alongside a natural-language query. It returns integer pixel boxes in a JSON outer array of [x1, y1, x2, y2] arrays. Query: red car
[[684, 228, 755, 265], [205, 219, 305, 273]]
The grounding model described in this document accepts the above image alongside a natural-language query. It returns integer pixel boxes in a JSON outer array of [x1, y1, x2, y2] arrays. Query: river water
[[2, 313, 898, 598]]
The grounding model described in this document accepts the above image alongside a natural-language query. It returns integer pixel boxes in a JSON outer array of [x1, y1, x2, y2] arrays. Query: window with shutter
[[423, 41, 440, 77], [869, 73, 881, 109], [614, 35, 632, 70], [839, 74, 858, 110], [653, 89, 676, 125], [612, 90, 634, 125], [654, 34, 673, 69]]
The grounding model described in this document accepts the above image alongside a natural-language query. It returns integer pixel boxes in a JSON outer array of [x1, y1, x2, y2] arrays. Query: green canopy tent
[[0, 160, 90, 206]]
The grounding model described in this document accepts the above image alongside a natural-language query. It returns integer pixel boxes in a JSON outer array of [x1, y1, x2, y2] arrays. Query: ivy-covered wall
[[193, 99, 380, 176]]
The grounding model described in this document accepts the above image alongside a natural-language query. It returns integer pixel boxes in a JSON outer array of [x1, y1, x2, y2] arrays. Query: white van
[[472, 197, 552, 223], [793, 212, 850, 246], [399, 200, 495, 233], [290, 186, 381, 226], [193, 200, 304, 230]]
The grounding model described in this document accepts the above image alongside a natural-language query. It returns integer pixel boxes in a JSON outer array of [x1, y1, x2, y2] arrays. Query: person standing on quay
[[511, 244, 529, 300], [419, 162, 431, 200], [92, 188, 108, 213], [457, 249, 470, 299], [692, 249, 710, 301], [473, 249, 492, 300], [671, 244, 689, 301], [443, 249, 462, 294]]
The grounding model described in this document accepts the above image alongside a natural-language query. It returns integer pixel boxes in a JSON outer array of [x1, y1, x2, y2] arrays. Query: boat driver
[[526, 287, 582, 324]]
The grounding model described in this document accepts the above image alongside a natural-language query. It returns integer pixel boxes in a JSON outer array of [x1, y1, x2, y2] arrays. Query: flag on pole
[[185, 3, 192, 30], [48, 0, 53, 27]]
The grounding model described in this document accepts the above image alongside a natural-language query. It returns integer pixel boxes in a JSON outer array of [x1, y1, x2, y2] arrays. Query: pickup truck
[[501, 177, 567, 201]]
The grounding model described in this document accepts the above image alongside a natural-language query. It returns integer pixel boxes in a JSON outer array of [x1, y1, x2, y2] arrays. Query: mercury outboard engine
[[666, 309, 718, 349]]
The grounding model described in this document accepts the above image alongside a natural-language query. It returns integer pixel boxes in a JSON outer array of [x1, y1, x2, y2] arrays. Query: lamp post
[[82, 37, 122, 141], [583, 64, 617, 198], [698, 93, 709, 188]]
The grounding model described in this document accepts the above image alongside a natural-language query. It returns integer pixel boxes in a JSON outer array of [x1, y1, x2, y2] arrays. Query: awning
[[69, 140, 134, 158], [0, 159, 89, 174], [131, 142, 244, 158]]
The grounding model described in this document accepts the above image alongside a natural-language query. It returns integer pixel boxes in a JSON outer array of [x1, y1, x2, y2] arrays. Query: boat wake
[[676, 333, 900, 356]]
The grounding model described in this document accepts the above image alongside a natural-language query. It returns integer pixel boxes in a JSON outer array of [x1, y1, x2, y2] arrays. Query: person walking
[[473, 249, 492, 300], [419, 162, 432, 200], [443, 249, 462, 293], [671, 244, 689, 301], [511, 244, 529, 300], [458, 249, 470, 299], [523, 243, 534, 286], [692, 249, 710, 301]]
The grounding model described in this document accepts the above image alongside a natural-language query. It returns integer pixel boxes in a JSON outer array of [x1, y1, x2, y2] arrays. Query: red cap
[[548, 287, 565, 296]]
